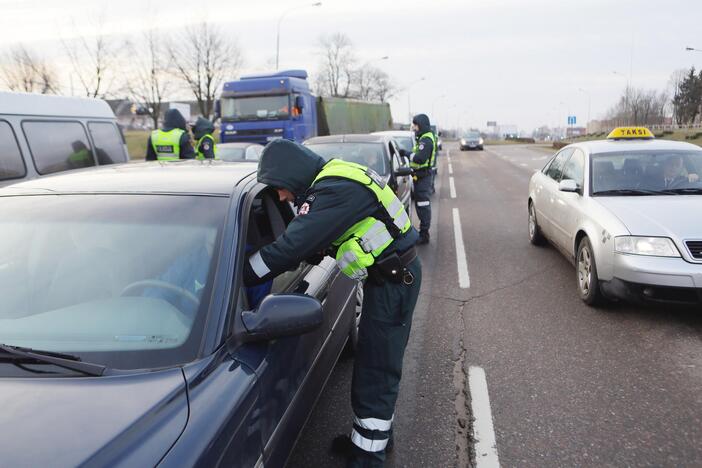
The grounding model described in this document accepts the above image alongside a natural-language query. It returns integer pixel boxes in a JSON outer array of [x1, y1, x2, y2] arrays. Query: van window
[[0, 121, 26, 181], [88, 122, 128, 164], [22, 121, 95, 175]]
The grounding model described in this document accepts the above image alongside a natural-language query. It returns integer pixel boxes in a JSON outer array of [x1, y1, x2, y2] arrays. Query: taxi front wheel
[[576, 237, 604, 306], [528, 202, 546, 246]]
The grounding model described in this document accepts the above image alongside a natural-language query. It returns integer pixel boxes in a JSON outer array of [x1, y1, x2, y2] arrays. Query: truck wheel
[[577, 237, 604, 306], [528, 201, 546, 246]]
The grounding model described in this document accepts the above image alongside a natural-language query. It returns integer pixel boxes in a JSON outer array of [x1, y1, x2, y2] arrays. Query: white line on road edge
[[448, 163, 453, 175], [447, 149, 451, 163], [469, 366, 500, 468], [451, 208, 470, 288], [449, 177, 457, 198]]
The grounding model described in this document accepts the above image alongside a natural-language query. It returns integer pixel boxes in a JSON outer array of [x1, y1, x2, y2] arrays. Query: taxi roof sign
[[607, 127, 654, 140]]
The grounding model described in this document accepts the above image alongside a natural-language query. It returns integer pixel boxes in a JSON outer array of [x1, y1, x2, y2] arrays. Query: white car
[[527, 127, 702, 306]]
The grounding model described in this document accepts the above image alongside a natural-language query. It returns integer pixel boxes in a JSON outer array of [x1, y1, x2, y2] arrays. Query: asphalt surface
[[288, 142, 702, 468]]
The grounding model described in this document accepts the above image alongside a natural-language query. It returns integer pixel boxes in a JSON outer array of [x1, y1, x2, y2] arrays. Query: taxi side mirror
[[558, 179, 579, 193]]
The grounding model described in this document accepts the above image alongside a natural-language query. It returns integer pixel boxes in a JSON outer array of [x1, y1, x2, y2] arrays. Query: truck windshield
[[222, 95, 291, 121]]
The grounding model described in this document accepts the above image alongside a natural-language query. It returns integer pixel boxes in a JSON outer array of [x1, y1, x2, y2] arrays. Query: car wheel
[[528, 201, 546, 246], [478, 146, 484, 150], [577, 237, 604, 306]]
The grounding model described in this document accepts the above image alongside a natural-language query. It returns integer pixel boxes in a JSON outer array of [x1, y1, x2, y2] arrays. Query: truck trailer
[[218, 70, 393, 145]]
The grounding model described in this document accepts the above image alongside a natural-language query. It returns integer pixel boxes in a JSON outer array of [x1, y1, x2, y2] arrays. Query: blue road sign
[[567, 116, 577, 125]]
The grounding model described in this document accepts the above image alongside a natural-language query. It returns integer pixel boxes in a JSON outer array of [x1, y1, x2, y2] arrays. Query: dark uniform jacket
[[411, 113, 434, 173], [145, 109, 195, 160], [193, 117, 216, 159], [244, 140, 418, 285]]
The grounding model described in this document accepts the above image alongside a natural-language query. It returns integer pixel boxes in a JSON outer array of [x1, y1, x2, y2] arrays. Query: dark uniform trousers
[[348, 257, 422, 467], [413, 173, 432, 236]]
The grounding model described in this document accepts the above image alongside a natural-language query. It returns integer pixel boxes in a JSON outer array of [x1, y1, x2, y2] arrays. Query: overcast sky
[[2, 0, 702, 132]]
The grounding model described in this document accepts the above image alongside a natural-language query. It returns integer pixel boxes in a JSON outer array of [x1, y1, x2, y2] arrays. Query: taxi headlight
[[614, 236, 680, 257]]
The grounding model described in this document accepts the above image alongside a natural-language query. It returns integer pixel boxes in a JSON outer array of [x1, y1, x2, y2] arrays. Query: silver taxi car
[[528, 127, 702, 306]]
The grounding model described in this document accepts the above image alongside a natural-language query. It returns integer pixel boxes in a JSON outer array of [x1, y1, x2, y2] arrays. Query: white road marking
[[451, 208, 470, 288], [447, 149, 451, 163], [469, 366, 500, 468], [520, 163, 528, 167], [449, 176, 457, 198], [448, 163, 453, 175]]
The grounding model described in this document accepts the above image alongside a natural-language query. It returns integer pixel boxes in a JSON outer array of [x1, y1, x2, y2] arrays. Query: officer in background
[[409, 114, 435, 245], [145, 108, 195, 160], [243, 139, 422, 467], [192, 116, 217, 160]]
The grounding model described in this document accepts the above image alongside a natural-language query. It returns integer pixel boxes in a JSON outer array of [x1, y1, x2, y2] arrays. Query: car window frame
[[20, 119, 97, 175], [544, 147, 574, 182], [0, 119, 27, 182], [87, 120, 129, 164], [561, 148, 586, 188]]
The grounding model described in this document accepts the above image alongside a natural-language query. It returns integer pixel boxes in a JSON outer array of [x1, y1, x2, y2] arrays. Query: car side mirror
[[395, 166, 413, 177], [295, 95, 305, 111], [241, 293, 322, 342], [558, 179, 579, 193]]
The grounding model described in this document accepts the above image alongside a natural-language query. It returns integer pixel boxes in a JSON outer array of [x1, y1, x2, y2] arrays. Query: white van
[[0, 92, 129, 187]]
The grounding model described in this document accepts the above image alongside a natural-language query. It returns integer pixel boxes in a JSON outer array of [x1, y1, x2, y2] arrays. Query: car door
[[388, 140, 411, 209], [551, 148, 586, 255], [537, 148, 573, 239]]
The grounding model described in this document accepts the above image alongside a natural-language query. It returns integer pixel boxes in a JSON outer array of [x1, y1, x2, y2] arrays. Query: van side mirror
[[295, 95, 305, 111], [241, 293, 322, 342]]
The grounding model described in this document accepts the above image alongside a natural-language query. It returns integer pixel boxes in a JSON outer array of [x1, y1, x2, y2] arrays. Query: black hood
[[258, 139, 326, 197], [192, 117, 215, 139], [163, 109, 187, 131], [412, 113, 431, 136]]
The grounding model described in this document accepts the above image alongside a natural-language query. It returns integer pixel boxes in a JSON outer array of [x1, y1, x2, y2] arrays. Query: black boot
[[416, 231, 430, 245]]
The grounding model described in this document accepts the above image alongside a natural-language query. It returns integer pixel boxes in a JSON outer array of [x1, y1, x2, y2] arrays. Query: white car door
[[536, 148, 573, 239], [551, 148, 586, 253]]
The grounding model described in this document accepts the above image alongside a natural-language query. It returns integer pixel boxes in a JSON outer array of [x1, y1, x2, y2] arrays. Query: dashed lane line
[[469, 366, 500, 468], [449, 177, 457, 198], [451, 208, 470, 288], [449, 163, 453, 175]]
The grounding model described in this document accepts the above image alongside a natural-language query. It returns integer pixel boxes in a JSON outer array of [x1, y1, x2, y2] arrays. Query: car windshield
[[0, 194, 229, 371], [306, 142, 388, 175], [394, 136, 414, 153], [218, 145, 258, 161], [221, 95, 290, 121], [591, 150, 702, 195], [464, 132, 480, 139]]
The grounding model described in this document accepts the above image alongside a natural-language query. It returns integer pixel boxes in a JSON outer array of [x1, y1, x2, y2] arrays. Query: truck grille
[[685, 240, 702, 260]]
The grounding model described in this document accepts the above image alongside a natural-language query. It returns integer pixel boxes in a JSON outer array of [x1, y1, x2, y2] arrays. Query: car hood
[[597, 196, 701, 239], [0, 367, 188, 467]]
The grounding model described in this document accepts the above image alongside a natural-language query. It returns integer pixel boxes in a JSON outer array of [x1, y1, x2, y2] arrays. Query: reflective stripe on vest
[[151, 128, 184, 161], [196, 134, 218, 160], [410, 131, 436, 169], [312, 159, 411, 280]]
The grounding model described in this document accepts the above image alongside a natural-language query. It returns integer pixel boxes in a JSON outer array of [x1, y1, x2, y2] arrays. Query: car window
[[0, 121, 26, 181], [561, 149, 585, 187], [545, 148, 573, 181], [88, 122, 128, 164], [305, 142, 387, 175], [245, 145, 262, 161], [22, 120, 95, 175]]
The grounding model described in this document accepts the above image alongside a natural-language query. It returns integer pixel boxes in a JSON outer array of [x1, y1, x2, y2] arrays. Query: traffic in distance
[[1, 3, 701, 466]]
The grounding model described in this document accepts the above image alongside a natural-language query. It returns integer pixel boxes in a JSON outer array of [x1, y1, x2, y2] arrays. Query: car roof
[[574, 138, 702, 155], [371, 130, 414, 138], [218, 142, 263, 148], [0, 161, 258, 196], [305, 134, 387, 144], [0, 91, 116, 119]]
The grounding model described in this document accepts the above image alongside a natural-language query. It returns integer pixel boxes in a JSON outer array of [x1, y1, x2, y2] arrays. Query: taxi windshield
[[0, 194, 228, 370], [591, 150, 702, 195]]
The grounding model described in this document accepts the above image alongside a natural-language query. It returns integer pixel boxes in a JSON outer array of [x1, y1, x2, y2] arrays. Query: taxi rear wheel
[[577, 237, 603, 305], [528, 201, 546, 246]]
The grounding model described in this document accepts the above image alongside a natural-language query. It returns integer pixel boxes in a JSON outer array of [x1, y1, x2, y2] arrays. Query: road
[[288, 142, 702, 468]]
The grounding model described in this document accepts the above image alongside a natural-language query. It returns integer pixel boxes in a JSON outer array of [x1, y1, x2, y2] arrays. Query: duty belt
[[369, 246, 417, 286]]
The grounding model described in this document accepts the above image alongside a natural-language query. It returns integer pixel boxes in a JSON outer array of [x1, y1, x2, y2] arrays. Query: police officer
[[192, 116, 217, 160], [243, 139, 422, 467], [145, 109, 195, 160], [409, 114, 435, 245]]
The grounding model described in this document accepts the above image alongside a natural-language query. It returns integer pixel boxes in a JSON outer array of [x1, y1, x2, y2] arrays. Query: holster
[[368, 247, 417, 286]]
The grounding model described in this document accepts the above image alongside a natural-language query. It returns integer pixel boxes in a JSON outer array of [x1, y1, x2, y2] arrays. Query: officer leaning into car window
[[192, 116, 217, 160], [146, 108, 195, 161], [409, 114, 436, 245], [243, 139, 422, 468]]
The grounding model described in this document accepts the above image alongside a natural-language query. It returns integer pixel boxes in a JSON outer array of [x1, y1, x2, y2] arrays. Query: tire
[[528, 201, 546, 246], [478, 146, 484, 151], [346, 281, 363, 355], [576, 237, 604, 306]]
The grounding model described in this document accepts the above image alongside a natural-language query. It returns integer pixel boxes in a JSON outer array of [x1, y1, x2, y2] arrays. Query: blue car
[[0, 161, 360, 467]]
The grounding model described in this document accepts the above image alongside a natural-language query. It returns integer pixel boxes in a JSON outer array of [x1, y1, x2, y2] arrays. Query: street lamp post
[[276, 2, 322, 70], [578, 88, 591, 132], [406, 77, 425, 122], [685, 46, 702, 53]]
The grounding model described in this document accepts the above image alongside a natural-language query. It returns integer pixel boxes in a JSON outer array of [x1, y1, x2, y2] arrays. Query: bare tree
[[316, 33, 356, 97], [603, 86, 669, 127], [347, 64, 396, 103], [368, 67, 395, 103], [62, 18, 119, 98], [124, 30, 172, 129], [169, 22, 243, 119], [1, 45, 57, 94]]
